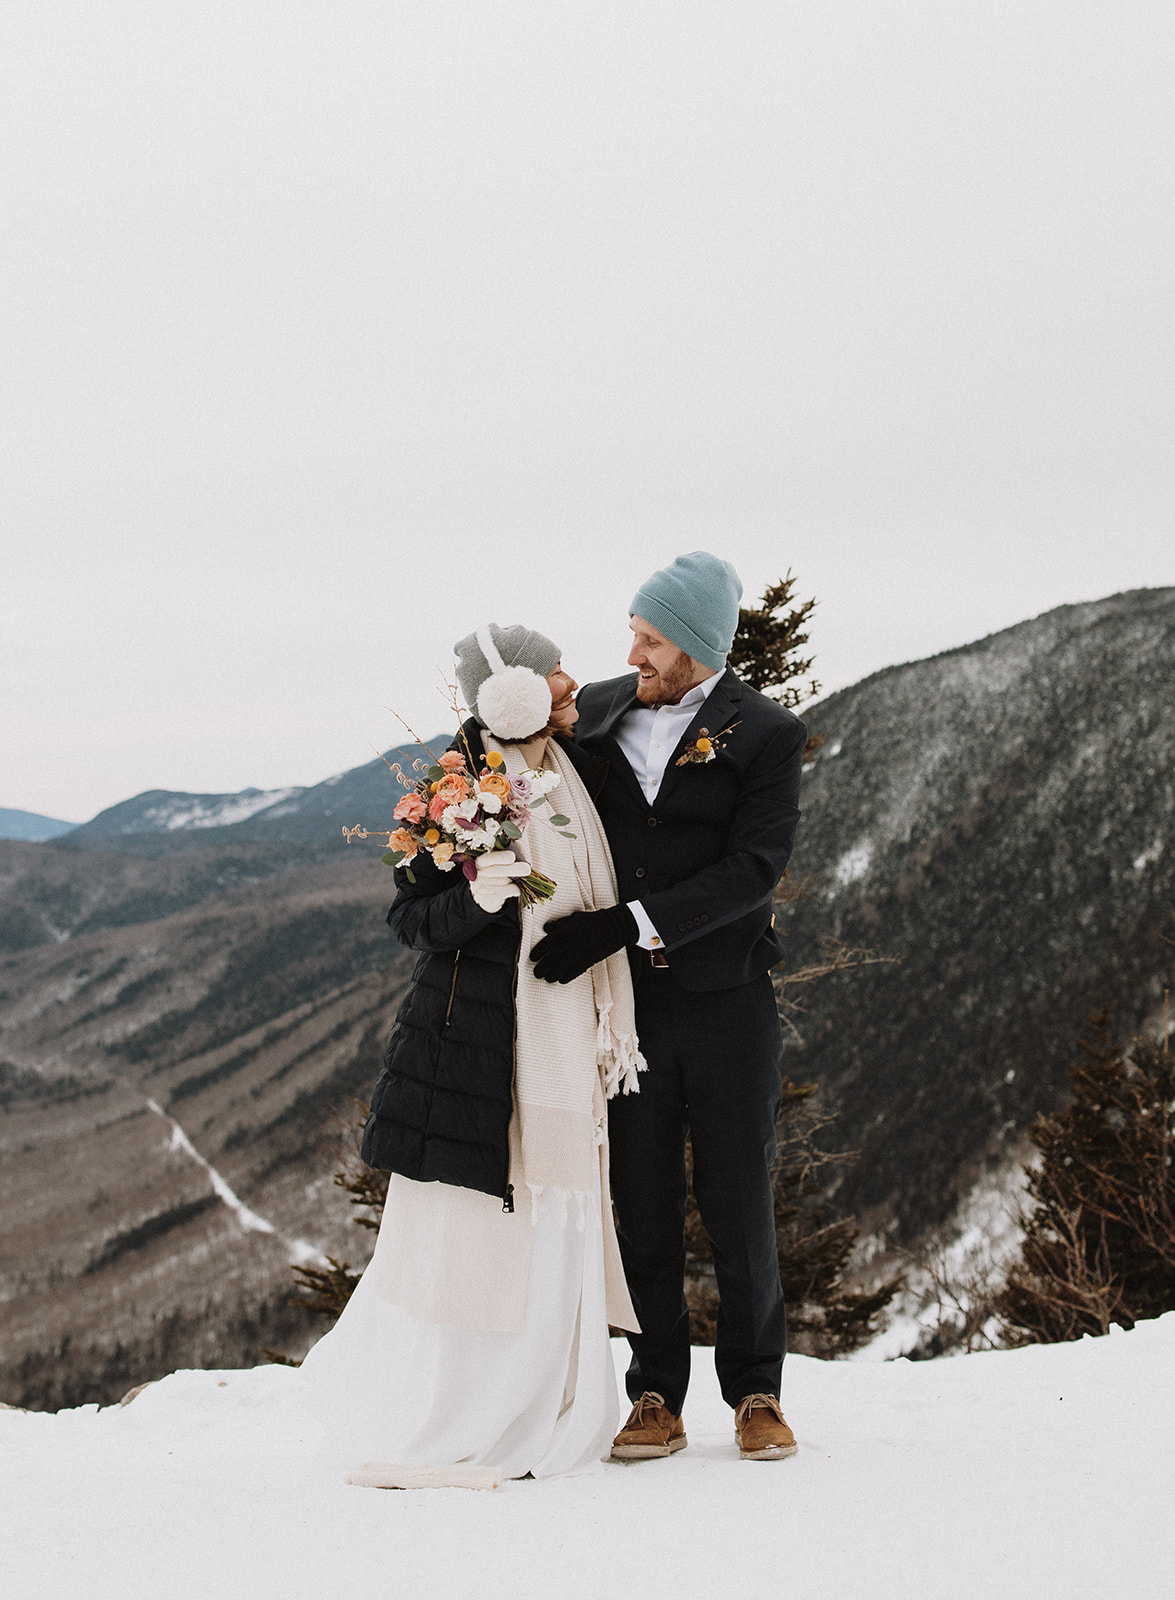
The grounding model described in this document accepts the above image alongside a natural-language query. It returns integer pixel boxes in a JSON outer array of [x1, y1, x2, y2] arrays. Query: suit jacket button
[[635, 867, 646, 879], [647, 816, 658, 828]]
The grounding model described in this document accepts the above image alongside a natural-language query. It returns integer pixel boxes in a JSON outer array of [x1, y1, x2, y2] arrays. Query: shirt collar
[[673, 667, 726, 709]]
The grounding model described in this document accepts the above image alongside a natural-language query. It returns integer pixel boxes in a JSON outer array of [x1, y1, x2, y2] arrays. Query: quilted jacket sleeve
[[386, 850, 518, 952]]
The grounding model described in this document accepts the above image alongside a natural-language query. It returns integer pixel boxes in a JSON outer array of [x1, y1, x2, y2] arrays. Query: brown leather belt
[[648, 950, 670, 968]]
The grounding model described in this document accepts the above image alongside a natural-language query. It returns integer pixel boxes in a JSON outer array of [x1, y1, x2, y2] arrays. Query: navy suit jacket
[[573, 668, 806, 993]]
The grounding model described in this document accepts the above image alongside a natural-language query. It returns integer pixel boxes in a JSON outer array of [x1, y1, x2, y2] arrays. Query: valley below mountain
[[0, 842, 414, 1408]]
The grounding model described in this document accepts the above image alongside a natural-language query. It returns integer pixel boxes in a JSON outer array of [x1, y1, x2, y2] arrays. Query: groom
[[530, 551, 807, 1461]]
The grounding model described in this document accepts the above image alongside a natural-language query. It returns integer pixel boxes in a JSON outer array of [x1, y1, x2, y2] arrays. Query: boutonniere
[[675, 719, 741, 766]]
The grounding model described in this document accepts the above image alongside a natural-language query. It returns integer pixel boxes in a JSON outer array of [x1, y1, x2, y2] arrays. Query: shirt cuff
[[626, 900, 665, 951]]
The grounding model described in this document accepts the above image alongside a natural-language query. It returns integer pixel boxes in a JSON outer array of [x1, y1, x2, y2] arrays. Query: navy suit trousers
[[608, 968, 787, 1415]]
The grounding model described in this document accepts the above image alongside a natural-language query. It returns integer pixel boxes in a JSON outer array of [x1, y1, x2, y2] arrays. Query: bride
[[300, 622, 643, 1479]]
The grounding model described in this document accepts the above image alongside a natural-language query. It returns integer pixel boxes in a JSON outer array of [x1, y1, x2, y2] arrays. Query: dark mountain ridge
[[777, 584, 1174, 1240]]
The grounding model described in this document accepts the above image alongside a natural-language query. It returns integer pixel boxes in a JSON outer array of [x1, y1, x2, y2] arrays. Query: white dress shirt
[[614, 668, 725, 950]]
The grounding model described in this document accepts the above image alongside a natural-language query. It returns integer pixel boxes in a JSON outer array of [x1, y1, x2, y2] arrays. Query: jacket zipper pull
[[502, 1184, 514, 1214]]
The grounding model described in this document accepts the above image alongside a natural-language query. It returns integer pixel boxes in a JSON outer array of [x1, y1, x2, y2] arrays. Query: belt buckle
[[649, 950, 670, 969]]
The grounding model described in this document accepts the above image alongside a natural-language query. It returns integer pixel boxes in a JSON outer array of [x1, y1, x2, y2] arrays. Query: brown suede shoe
[[610, 1392, 687, 1459], [734, 1393, 798, 1460]]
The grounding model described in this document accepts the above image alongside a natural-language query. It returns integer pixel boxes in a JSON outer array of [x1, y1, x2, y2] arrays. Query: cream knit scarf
[[487, 734, 645, 1219]]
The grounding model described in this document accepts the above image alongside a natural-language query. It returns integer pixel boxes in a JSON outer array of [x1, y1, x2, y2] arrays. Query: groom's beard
[[635, 649, 701, 707]]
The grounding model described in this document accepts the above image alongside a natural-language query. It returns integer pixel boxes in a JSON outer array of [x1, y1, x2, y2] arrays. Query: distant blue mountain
[[63, 739, 448, 850], [0, 807, 80, 842]]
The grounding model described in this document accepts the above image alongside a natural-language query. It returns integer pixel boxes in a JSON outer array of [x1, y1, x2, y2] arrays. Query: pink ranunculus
[[393, 792, 428, 824], [438, 750, 467, 771], [428, 792, 449, 822]]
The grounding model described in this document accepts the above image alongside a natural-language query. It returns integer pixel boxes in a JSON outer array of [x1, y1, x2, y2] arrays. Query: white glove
[[468, 854, 532, 913]]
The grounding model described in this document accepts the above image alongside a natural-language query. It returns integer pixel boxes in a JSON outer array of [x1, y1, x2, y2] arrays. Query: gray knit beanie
[[630, 551, 743, 671], [454, 622, 562, 735]]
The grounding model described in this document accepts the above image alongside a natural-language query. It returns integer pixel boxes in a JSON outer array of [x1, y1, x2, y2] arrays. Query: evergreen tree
[[728, 573, 819, 709], [281, 1123, 387, 1334], [997, 1006, 1175, 1344]]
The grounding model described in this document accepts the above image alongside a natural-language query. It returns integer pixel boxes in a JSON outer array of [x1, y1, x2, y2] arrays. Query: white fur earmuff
[[475, 626, 552, 739]]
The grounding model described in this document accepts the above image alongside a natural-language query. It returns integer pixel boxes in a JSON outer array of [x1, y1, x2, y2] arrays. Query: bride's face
[[545, 664, 579, 732]]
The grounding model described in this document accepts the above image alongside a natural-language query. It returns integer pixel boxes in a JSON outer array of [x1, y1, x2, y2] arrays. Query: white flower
[[434, 856, 457, 871], [467, 822, 501, 851], [524, 768, 561, 796], [452, 797, 481, 820], [479, 792, 503, 815]]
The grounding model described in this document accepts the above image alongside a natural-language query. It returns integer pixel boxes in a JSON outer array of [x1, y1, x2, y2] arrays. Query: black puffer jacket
[[360, 722, 607, 1202]]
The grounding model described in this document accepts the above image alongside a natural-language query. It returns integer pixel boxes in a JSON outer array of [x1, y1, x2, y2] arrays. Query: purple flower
[[509, 774, 533, 804]]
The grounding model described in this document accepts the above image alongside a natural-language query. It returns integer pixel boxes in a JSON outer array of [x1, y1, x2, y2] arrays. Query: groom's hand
[[530, 905, 638, 984]]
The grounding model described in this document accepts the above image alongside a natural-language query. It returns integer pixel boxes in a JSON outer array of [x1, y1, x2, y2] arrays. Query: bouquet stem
[[517, 870, 557, 907]]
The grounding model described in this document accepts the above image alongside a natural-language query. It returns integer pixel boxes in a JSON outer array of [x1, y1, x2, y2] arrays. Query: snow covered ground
[[4, 1319, 1172, 1600]]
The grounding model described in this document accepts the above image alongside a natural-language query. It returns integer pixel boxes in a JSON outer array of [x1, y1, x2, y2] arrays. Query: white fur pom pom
[[477, 665, 552, 739]]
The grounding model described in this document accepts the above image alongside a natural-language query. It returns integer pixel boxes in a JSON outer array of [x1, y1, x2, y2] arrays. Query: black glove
[[530, 904, 638, 984]]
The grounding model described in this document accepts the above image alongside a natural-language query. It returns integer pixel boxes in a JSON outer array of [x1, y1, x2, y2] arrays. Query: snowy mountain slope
[[778, 586, 1175, 1241], [67, 738, 443, 847], [3, 1323, 1172, 1600]]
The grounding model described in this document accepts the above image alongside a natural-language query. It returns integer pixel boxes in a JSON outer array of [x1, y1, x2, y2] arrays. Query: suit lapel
[[559, 735, 610, 802], [595, 676, 642, 741], [653, 671, 743, 807], [580, 676, 648, 810]]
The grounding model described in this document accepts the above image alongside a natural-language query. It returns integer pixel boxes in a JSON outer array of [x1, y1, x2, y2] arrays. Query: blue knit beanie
[[630, 552, 743, 671]]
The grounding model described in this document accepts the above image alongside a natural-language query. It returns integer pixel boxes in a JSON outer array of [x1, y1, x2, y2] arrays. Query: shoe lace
[[629, 1391, 667, 1426], [735, 1393, 784, 1428]]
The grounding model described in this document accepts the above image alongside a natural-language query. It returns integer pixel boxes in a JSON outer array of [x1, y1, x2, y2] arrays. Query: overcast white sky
[[4, 1, 1173, 822]]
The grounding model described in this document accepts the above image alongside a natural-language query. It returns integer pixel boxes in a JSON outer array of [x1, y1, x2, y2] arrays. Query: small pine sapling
[[996, 1005, 1175, 1344]]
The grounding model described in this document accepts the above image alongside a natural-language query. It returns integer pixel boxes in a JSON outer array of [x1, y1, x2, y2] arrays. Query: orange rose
[[432, 841, 455, 868], [438, 750, 467, 772], [393, 792, 428, 823], [434, 773, 470, 806], [478, 772, 511, 801], [428, 792, 449, 823], [388, 827, 417, 859]]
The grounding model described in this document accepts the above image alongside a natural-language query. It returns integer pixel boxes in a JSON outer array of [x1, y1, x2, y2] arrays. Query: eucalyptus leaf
[[381, 851, 402, 866], [427, 765, 446, 781], [405, 866, 417, 883], [499, 821, 522, 840], [549, 814, 570, 827], [558, 830, 577, 839]]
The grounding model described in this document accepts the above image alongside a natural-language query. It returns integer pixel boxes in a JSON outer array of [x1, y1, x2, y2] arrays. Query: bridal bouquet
[[344, 748, 570, 905]]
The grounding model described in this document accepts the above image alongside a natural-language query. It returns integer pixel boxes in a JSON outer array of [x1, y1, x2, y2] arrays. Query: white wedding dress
[[298, 1167, 621, 1480]]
